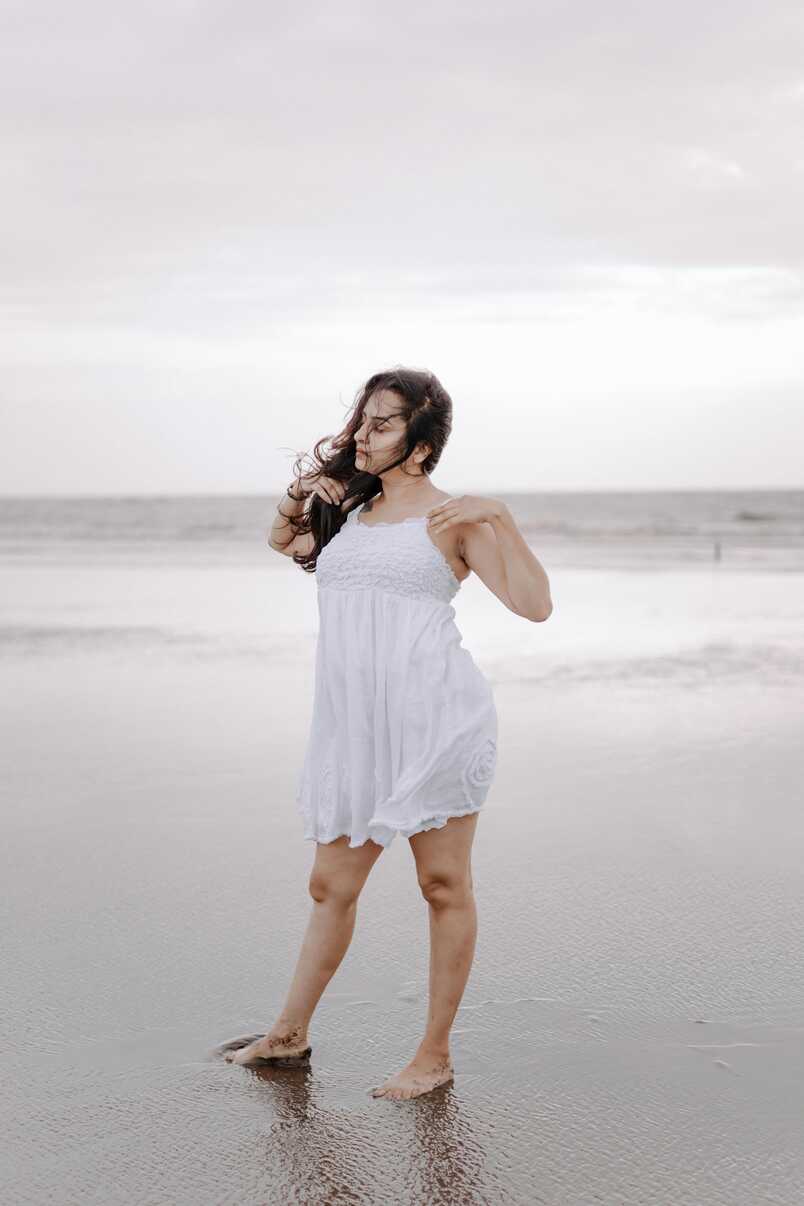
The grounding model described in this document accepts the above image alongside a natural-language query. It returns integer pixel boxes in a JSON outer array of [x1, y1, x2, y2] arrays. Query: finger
[[429, 510, 456, 529], [428, 503, 459, 526]]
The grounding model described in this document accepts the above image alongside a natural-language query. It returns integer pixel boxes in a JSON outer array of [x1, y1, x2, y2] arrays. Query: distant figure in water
[[222, 367, 552, 1099]]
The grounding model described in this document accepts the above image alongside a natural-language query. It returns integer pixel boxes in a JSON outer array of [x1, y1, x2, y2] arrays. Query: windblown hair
[[285, 366, 453, 574]]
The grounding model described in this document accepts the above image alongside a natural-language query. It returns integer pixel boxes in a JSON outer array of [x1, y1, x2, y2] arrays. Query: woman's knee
[[418, 870, 473, 910], [308, 866, 365, 908]]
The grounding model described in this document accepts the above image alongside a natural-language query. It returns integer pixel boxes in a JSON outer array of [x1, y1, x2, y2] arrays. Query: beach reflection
[[221, 1055, 490, 1204]]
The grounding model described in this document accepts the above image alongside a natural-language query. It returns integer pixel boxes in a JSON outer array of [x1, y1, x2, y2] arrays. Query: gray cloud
[[2, 0, 804, 333], [2, 1, 803, 494]]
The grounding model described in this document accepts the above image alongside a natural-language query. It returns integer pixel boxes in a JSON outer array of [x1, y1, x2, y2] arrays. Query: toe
[[233, 1046, 257, 1064]]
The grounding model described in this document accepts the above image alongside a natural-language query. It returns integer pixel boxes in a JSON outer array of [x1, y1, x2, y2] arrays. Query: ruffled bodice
[[315, 505, 461, 604]]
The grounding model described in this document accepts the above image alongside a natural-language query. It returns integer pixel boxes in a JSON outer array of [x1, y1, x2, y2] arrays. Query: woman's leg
[[227, 834, 384, 1064], [370, 812, 479, 1099]]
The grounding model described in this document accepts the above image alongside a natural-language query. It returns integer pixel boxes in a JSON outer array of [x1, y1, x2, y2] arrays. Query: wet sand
[[2, 562, 804, 1204]]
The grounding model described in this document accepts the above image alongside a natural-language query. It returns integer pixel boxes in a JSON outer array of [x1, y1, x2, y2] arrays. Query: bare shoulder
[[454, 516, 500, 567]]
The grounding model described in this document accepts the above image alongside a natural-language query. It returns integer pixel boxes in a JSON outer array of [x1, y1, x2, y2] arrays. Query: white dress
[[295, 502, 498, 848]]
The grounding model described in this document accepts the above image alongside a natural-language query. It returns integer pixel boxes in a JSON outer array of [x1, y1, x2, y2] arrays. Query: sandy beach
[[2, 500, 804, 1205]]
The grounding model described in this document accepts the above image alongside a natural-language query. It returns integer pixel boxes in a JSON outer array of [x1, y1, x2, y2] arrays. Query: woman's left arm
[[427, 495, 553, 622]]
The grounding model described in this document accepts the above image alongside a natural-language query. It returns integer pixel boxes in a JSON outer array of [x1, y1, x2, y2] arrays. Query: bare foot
[[370, 1049, 454, 1100], [223, 1027, 312, 1067]]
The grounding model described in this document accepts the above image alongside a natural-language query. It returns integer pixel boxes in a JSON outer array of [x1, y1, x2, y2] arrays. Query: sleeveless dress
[[294, 502, 498, 848]]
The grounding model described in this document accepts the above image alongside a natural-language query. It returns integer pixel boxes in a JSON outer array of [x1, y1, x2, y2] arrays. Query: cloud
[[679, 148, 748, 189], [2, 0, 803, 330], [2, 1, 804, 492]]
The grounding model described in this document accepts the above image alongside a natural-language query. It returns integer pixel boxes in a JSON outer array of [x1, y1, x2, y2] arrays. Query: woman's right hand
[[296, 471, 348, 509]]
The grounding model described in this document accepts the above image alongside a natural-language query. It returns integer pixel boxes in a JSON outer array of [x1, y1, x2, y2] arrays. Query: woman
[[224, 367, 552, 1099]]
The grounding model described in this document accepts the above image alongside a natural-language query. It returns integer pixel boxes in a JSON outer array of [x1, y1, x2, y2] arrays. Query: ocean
[[2, 489, 802, 689], [1, 488, 802, 569]]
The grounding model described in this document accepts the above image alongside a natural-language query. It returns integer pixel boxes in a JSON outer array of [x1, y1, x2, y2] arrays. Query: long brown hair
[[286, 366, 453, 573]]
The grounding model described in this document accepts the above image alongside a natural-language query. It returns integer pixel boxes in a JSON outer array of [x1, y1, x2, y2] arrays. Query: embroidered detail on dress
[[304, 746, 353, 841], [460, 737, 497, 805], [317, 752, 338, 833]]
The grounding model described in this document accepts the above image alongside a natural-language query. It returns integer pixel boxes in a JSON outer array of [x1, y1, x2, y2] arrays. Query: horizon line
[[0, 485, 802, 501]]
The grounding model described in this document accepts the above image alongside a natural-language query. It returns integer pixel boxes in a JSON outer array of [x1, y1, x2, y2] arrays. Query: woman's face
[[354, 389, 406, 472]]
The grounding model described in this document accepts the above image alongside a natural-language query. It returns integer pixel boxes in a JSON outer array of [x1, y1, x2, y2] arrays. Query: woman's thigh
[[408, 813, 479, 885], [310, 834, 385, 898]]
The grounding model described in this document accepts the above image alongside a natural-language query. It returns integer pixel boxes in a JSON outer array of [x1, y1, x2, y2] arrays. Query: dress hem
[[302, 803, 485, 849]]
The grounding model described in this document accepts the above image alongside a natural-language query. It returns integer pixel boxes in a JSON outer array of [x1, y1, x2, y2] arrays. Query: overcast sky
[[2, 0, 803, 494]]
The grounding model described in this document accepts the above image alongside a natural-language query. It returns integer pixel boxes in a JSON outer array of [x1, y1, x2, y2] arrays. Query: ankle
[[417, 1039, 451, 1061], [268, 1020, 309, 1045]]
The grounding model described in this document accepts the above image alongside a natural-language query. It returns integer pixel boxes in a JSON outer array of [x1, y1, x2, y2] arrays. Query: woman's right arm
[[268, 475, 313, 555], [268, 472, 347, 556]]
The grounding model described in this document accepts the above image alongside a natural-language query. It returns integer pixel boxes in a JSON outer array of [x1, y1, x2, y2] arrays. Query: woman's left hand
[[426, 495, 502, 533]]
